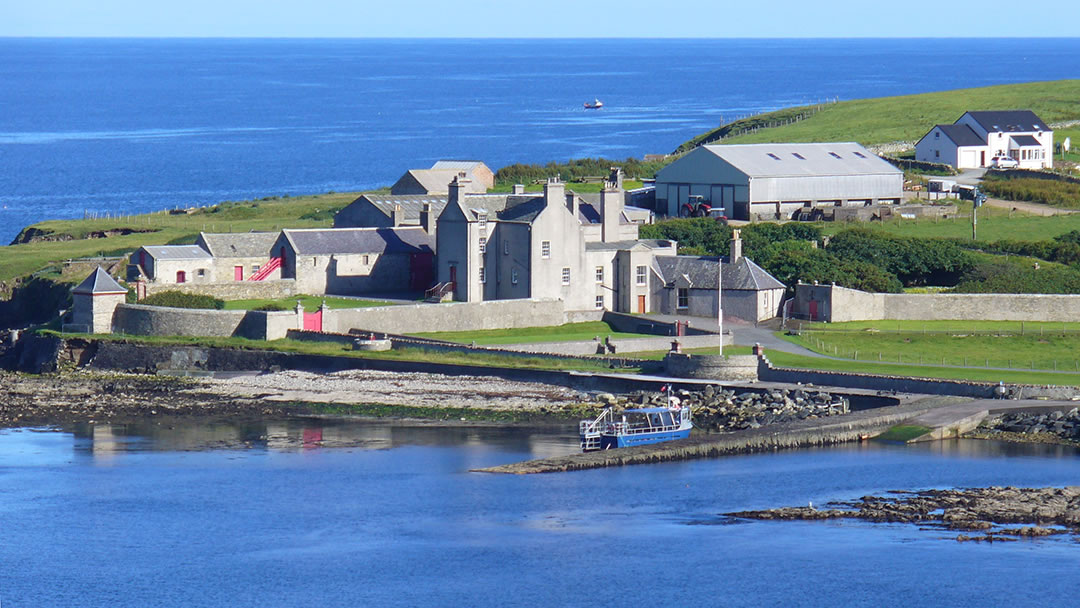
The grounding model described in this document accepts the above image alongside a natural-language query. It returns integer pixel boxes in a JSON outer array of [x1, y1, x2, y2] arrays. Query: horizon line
[[3, 35, 1080, 41]]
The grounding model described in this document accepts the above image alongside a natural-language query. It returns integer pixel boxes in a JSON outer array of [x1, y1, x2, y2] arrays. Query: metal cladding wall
[[753, 173, 903, 203]]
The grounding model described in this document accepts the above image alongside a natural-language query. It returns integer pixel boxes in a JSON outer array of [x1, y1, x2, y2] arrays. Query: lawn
[[679, 80, 1080, 150], [411, 321, 654, 345], [0, 191, 363, 283], [222, 295, 395, 311]]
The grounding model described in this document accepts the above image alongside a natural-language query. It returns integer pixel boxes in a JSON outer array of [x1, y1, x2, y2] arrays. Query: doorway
[[637, 295, 645, 314]]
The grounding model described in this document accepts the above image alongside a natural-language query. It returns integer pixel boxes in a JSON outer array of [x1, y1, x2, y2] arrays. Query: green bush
[[253, 303, 289, 311], [981, 175, 1080, 208], [952, 260, 1080, 294], [140, 291, 225, 310], [826, 228, 975, 287]]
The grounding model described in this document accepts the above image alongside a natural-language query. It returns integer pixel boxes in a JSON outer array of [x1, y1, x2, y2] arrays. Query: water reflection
[[65, 419, 579, 459]]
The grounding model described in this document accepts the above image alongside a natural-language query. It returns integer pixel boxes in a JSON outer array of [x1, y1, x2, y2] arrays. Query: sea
[[2, 38, 1080, 245]]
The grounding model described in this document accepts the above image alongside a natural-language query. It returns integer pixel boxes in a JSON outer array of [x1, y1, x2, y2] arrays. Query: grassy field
[[411, 321, 653, 345], [0, 191, 362, 283], [221, 295, 395, 311], [679, 80, 1080, 149], [487, 180, 644, 194]]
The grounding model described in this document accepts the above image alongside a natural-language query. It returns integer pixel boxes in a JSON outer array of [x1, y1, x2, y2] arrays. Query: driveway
[[646, 313, 825, 358]]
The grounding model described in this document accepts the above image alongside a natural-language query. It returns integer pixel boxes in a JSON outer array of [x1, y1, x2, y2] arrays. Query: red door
[[809, 300, 818, 321], [176, 270, 186, 283], [234, 265, 244, 281], [303, 309, 322, 332]]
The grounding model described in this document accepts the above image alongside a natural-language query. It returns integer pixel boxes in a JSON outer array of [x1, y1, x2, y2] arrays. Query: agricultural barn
[[654, 143, 903, 221]]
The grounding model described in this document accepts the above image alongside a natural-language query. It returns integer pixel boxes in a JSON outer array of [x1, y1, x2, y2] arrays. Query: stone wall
[[144, 279, 297, 301], [322, 298, 568, 334], [112, 304, 296, 340], [664, 353, 758, 380]]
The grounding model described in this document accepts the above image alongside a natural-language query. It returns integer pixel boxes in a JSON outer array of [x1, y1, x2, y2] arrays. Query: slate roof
[[1010, 134, 1041, 147], [700, 142, 901, 178], [198, 232, 278, 258], [585, 239, 674, 252], [359, 194, 449, 223], [654, 255, 785, 291], [934, 124, 985, 147], [72, 267, 127, 295], [282, 227, 434, 256], [140, 245, 212, 260], [964, 110, 1048, 133], [431, 160, 487, 172]]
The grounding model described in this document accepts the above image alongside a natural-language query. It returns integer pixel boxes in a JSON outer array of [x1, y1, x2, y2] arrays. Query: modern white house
[[915, 110, 1053, 170], [655, 142, 903, 221]]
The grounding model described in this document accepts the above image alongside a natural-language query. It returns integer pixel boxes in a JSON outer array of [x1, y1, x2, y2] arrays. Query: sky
[[3, 0, 1076, 38]]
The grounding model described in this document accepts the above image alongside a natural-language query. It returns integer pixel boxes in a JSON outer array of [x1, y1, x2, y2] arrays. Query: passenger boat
[[584, 99, 603, 109], [579, 387, 691, 451]]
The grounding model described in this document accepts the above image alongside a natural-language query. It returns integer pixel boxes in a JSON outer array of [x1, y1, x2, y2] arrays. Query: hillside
[[676, 79, 1080, 152]]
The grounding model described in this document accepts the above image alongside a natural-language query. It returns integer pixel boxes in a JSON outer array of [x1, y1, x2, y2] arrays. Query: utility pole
[[972, 188, 985, 241]]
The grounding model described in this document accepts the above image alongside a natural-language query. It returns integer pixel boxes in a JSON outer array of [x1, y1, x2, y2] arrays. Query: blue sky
[[4, 0, 1075, 37]]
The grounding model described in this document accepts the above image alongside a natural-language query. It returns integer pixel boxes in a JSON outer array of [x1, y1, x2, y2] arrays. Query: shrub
[[952, 260, 1080, 294], [140, 291, 225, 310], [980, 175, 1080, 208], [253, 303, 289, 311]]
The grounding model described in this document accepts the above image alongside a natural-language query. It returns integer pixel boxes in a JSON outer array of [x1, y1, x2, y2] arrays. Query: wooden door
[[234, 265, 244, 281], [637, 295, 645, 314], [176, 270, 186, 283]]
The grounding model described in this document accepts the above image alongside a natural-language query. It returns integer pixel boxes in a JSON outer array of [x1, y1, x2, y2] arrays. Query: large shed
[[655, 142, 903, 221]]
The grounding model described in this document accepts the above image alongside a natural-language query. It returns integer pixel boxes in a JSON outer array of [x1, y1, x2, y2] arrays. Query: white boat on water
[[584, 99, 603, 109]]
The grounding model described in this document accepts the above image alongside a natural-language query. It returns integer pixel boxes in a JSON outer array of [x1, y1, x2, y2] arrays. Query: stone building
[[272, 226, 435, 296], [194, 232, 279, 281], [435, 170, 676, 312], [70, 267, 128, 334], [333, 194, 446, 231], [129, 232, 278, 284], [390, 160, 494, 195]]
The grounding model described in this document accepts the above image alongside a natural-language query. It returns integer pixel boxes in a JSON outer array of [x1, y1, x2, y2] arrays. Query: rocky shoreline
[[968, 408, 1080, 446], [726, 486, 1080, 542]]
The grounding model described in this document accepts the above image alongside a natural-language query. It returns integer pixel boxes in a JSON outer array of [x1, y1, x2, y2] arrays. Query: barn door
[[303, 309, 322, 332]]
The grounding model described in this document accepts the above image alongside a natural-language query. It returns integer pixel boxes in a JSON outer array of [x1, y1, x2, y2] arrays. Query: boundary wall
[[324, 299, 568, 334], [792, 283, 1080, 323], [144, 279, 296, 300], [113, 304, 296, 340]]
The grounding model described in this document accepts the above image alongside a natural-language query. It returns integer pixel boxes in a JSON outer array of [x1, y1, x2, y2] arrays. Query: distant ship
[[584, 99, 604, 109]]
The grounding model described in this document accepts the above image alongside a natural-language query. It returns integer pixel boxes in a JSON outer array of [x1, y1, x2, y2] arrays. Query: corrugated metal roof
[[655, 255, 785, 291], [72, 267, 127, 294], [198, 232, 278, 258], [965, 110, 1047, 133], [283, 227, 434, 256], [935, 124, 985, 147], [141, 245, 212, 260], [701, 142, 901, 178]]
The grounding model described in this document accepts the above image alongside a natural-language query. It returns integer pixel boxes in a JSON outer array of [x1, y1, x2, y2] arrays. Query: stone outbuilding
[[70, 267, 127, 334], [333, 193, 446, 232], [390, 161, 494, 195], [128, 244, 213, 285]]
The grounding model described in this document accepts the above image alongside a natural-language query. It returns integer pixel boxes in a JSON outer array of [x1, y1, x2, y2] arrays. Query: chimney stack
[[609, 167, 624, 190], [420, 202, 432, 234], [391, 204, 404, 227], [600, 178, 621, 243], [449, 172, 470, 208], [730, 228, 742, 263], [543, 176, 565, 212], [512, 184, 525, 195]]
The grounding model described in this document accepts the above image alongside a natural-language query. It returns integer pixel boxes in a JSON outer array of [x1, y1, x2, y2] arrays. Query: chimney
[[391, 204, 404, 227], [543, 176, 565, 211], [600, 178, 621, 243], [512, 184, 525, 195], [609, 167, 624, 190], [420, 202, 432, 234], [730, 228, 743, 263], [449, 172, 470, 208]]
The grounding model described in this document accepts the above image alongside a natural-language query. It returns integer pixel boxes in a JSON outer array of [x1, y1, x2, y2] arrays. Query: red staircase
[[249, 257, 282, 281]]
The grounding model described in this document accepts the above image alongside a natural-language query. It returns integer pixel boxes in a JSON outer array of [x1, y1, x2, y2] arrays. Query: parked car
[[990, 155, 1019, 169]]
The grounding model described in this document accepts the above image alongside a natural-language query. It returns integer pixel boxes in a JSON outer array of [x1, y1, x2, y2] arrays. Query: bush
[[140, 291, 225, 310], [495, 157, 671, 184], [981, 175, 1080, 208], [952, 260, 1080, 294], [253, 303, 289, 311], [826, 228, 974, 287]]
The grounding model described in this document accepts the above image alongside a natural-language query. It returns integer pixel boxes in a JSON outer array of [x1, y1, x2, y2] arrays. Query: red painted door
[[176, 270, 186, 283], [234, 265, 244, 281], [303, 309, 322, 332], [809, 300, 818, 321]]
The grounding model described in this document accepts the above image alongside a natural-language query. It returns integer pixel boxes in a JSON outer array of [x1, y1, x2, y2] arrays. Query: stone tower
[[71, 267, 127, 334]]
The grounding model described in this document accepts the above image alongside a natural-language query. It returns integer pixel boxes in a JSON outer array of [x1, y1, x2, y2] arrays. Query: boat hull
[[602, 427, 691, 449]]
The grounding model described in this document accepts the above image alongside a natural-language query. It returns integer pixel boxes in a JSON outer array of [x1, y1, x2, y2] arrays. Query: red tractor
[[678, 195, 727, 223]]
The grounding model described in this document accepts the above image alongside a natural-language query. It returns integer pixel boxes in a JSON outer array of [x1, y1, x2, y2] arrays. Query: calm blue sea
[[2, 422, 1080, 606], [1, 37, 1079, 244]]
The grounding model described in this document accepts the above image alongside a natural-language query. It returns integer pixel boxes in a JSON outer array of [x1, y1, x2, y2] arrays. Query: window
[[504, 240, 509, 255], [362, 254, 369, 265], [197, 269, 206, 277], [561, 267, 570, 285], [766, 153, 781, 160], [479, 237, 486, 254], [828, 152, 842, 159], [595, 266, 604, 283], [935, 150, 940, 158], [792, 152, 806, 160], [541, 241, 551, 258], [677, 288, 689, 309], [852, 151, 866, 158], [595, 295, 604, 309], [477, 212, 487, 228], [253, 264, 261, 273], [636, 265, 647, 286], [511, 269, 519, 285], [479, 266, 486, 283], [934, 131, 939, 139]]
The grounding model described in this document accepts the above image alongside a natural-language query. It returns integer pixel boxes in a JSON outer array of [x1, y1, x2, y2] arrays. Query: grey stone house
[[333, 194, 446, 231], [129, 232, 278, 284], [435, 170, 676, 312], [652, 234, 785, 323], [273, 226, 435, 296], [70, 267, 128, 334]]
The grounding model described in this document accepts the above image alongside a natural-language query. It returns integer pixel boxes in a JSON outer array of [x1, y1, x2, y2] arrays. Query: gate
[[303, 309, 322, 332]]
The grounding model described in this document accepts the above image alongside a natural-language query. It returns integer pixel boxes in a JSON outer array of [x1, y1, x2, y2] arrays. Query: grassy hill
[[677, 79, 1080, 152]]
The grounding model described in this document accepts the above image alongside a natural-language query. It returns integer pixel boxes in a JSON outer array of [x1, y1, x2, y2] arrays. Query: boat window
[[660, 412, 674, 426]]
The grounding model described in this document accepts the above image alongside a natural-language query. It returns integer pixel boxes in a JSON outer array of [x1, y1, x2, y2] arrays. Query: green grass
[[0, 191, 362, 283], [221, 295, 394, 311], [795, 319, 1080, 333], [487, 180, 644, 194], [876, 425, 932, 442], [680, 80, 1080, 149], [411, 321, 654, 345], [764, 349, 1080, 386]]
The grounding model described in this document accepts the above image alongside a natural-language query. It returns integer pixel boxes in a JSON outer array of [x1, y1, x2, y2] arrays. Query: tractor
[[679, 195, 712, 217]]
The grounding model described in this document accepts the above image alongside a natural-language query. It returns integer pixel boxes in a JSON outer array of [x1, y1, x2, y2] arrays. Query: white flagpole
[[718, 252, 723, 356]]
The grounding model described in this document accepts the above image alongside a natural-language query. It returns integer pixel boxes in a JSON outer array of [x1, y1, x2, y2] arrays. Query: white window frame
[[677, 288, 689, 309], [479, 266, 486, 283], [477, 212, 487, 228], [541, 241, 551, 259], [504, 239, 510, 255], [595, 266, 604, 283], [595, 295, 604, 309], [561, 267, 570, 285], [479, 236, 486, 254], [635, 265, 647, 286]]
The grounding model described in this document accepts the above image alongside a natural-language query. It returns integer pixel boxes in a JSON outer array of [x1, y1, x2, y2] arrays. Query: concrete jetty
[[473, 396, 963, 474], [906, 398, 1080, 442]]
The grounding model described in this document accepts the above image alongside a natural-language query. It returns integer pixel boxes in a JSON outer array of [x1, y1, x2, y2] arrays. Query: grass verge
[[411, 321, 654, 345]]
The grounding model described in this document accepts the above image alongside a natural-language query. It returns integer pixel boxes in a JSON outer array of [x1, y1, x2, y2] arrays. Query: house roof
[[654, 255, 785, 291], [402, 169, 467, 194], [140, 245, 212, 260], [72, 267, 127, 295], [934, 124, 985, 147], [282, 227, 434, 256], [699, 142, 901, 178], [585, 239, 674, 252], [359, 194, 449, 223], [431, 160, 487, 173], [1010, 134, 1041, 147], [964, 110, 1048, 133], [197, 232, 278, 258]]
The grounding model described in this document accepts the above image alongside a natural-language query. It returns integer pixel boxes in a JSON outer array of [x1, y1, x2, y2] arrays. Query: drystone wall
[[112, 304, 296, 340], [323, 299, 569, 334], [144, 279, 297, 300]]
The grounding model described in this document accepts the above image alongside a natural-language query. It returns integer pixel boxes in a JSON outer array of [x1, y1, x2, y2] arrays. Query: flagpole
[[718, 250, 723, 356]]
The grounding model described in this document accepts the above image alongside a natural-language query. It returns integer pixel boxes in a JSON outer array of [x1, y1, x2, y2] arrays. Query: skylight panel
[[853, 151, 866, 158], [767, 153, 781, 160], [792, 153, 806, 160], [829, 152, 842, 159]]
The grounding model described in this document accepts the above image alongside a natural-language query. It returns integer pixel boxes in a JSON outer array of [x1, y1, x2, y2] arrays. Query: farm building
[[915, 110, 1053, 170], [390, 161, 494, 195], [654, 142, 903, 221]]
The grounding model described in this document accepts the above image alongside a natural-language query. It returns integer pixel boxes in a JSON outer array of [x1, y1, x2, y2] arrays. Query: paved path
[[644, 314, 826, 358], [906, 398, 1080, 441]]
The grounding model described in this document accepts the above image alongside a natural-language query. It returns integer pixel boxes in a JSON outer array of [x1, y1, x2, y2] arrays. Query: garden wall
[[144, 279, 297, 300], [322, 299, 569, 334], [113, 304, 297, 340]]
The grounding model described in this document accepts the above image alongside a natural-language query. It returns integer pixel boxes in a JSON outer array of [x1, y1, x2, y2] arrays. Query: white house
[[915, 110, 1053, 170]]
